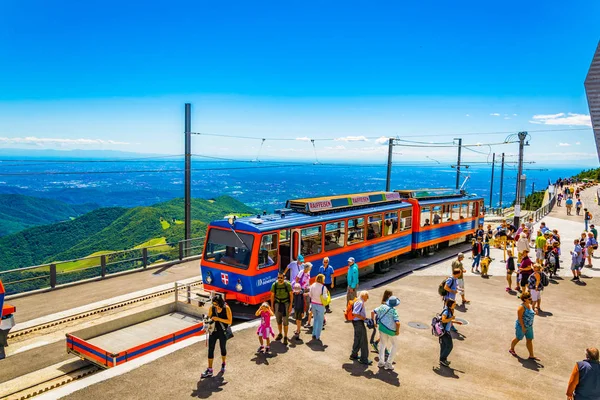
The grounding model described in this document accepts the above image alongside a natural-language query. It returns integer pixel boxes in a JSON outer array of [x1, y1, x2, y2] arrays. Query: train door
[[278, 228, 301, 278]]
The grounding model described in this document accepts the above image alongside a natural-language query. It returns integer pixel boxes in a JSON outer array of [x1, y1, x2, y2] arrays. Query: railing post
[[179, 241, 184, 260], [142, 248, 148, 268], [50, 264, 56, 289], [101, 255, 106, 278], [174, 282, 178, 303], [187, 284, 191, 304]]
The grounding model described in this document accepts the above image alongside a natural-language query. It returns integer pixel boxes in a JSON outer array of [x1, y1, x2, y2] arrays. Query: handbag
[[219, 322, 234, 340], [320, 285, 331, 306]]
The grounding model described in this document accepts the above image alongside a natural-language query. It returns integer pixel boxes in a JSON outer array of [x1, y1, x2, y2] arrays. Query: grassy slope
[[0, 194, 99, 236]]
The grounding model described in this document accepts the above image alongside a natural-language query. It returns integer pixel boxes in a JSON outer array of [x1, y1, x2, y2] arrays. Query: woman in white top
[[516, 229, 530, 262], [309, 274, 327, 341]]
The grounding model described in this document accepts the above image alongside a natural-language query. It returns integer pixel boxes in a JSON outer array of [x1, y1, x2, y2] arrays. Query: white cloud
[[375, 136, 391, 145], [490, 113, 500, 116], [0, 136, 131, 146], [334, 135, 369, 142], [295, 137, 311, 142], [576, 142, 581, 145], [513, 114, 518, 116], [558, 142, 571, 147], [530, 113, 592, 126], [504, 117, 511, 120]]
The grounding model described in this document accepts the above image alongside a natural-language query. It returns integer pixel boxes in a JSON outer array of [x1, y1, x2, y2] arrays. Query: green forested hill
[[0, 194, 99, 236], [0, 196, 254, 270]]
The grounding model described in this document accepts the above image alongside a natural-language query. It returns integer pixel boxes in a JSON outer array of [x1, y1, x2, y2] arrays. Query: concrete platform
[[9, 260, 200, 323], [87, 313, 201, 354]]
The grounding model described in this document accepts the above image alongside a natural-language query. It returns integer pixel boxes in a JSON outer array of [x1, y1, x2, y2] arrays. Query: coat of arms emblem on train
[[221, 273, 229, 285]]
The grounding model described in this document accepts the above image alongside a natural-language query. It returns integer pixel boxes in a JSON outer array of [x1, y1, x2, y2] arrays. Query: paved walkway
[[10, 260, 200, 323]]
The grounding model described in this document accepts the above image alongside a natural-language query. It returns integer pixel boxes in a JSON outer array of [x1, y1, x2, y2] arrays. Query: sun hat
[[387, 296, 400, 308], [348, 257, 355, 263]]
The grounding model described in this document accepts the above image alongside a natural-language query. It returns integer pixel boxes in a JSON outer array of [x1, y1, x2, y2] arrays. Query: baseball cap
[[457, 253, 464, 258], [347, 257, 355, 263], [297, 255, 304, 262]]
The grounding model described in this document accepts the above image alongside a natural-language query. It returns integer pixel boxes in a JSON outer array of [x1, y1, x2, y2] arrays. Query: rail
[[530, 190, 556, 223], [0, 237, 205, 297]]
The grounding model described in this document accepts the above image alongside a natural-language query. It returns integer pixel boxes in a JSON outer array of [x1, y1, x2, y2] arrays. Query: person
[[535, 231, 547, 265], [518, 250, 534, 293], [475, 224, 484, 239], [546, 242, 560, 278], [509, 292, 538, 360], [557, 192, 563, 206], [506, 249, 517, 292], [585, 232, 597, 268], [308, 274, 327, 340], [350, 291, 372, 365], [590, 224, 598, 240], [528, 264, 544, 314], [439, 299, 462, 367], [284, 255, 304, 284], [516, 230, 530, 262], [443, 269, 461, 303], [471, 236, 483, 273], [525, 217, 534, 235], [566, 197, 574, 216], [433, 213, 441, 224], [318, 257, 335, 313], [291, 283, 304, 340], [255, 302, 274, 353], [296, 262, 312, 326], [571, 239, 584, 281], [346, 257, 359, 304], [566, 347, 600, 400], [584, 208, 593, 233], [576, 199, 583, 216], [370, 289, 393, 353], [452, 253, 470, 305], [424, 218, 431, 226], [373, 296, 400, 370], [201, 295, 233, 378], [540, 222, 550, 234], [483, 226, 492, 258], [270, 272, 293, 345]]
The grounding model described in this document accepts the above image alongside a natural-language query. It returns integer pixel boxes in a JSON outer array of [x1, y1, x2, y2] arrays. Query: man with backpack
[[349, 290, 372, 365], [584, 208, 593, 232], [270, 272, 293, 346]]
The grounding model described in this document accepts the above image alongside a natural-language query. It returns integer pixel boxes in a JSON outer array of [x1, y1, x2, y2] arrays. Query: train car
[[396, 189, 485, 251], [200, 191, 413, 307]]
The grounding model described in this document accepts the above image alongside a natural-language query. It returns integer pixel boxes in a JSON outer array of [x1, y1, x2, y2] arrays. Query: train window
[[347, 218, 365, 245], [432, 205, 442, 224], [325, 221, 345, 251], [400, 209, 412, 231], [421, 207, 431, 227], [450, 203, 460, 221], [384, 212, 398, 235], [367, 214, 382, 240], [258, 233, 278, 269], [461, 203, 468, 219], [471, 202, 477, 217], [442, 204, 451, 220], [204, 229, 254, 269], [301, 225, 322, 257]]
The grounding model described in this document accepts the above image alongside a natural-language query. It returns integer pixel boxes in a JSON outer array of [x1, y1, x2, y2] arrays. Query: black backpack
[[540, 271, 549, 287], [438, 278, 451, 297]]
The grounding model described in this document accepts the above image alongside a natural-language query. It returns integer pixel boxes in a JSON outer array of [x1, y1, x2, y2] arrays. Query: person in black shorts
[[292, 283, 305, 340], [505, 249, 516, 291]]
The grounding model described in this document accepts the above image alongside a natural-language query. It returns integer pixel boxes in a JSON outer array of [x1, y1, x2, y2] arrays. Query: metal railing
[[0, 237, 204, 297], [530, 190, 556, 223]]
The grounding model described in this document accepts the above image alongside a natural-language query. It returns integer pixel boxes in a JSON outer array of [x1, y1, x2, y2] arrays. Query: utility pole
[[455, 138, 462, 189], [489, 153, 495, 209], [184, 103, 192, 249], [386, 138, 393, 192], [499, 153, 505, 212], [513, 131, 527, 226]]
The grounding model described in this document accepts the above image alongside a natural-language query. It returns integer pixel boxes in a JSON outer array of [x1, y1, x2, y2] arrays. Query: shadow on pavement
[[536, 310, 553, 317], [269, 340, 289, 355], [341, 363, 400, 386], [306, 338, 328, 352], [575, 280, 588, 286], [432, 365, 463, 379], [516, 356, 544, 372], [192, 373, 227, 399]]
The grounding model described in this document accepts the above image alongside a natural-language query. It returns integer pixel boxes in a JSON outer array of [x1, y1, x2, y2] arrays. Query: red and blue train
[[200, 189, 484, 307]]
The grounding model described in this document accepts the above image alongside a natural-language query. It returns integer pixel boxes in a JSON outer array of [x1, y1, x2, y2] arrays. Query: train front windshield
[[204, 229, 254, 269]]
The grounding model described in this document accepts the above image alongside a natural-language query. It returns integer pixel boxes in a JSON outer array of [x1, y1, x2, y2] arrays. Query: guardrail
[[0, 237, 205, 297], [530, 190, 556, 223]]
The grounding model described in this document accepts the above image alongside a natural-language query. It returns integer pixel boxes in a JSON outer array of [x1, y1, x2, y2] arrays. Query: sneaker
[[265, 346, 270, 353], [325, 309, 332, 314], [276, 333, 283, 341], [283, 337, 288, 346], [312, 335, 316, 340], [384, 362, 394, 370], [377, 361, 385, 368], [439, 360, 450, 367], [506, 287, 511, 292], [220, 363, 226, 373], [257, 346, 264, 353], [349, 354, 359, 360], [201, 368, 213, 378], [358, 359, 373, 366]]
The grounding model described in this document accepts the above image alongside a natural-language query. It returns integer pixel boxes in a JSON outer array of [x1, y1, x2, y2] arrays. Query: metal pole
[[184, 104, 192, 247], [514, 131, 527, 226], [499, 153, 505, 213], [489, 153, 495, 208], [455, 138, 462, 189], [386, 138, 393, 192]]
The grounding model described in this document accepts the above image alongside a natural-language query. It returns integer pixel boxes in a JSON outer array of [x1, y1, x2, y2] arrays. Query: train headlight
[[235, 279, 243, 292], [205, 271, 213, 285]]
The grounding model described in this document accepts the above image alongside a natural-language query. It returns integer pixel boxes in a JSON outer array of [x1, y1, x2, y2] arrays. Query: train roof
[[209, 201, 412, 233], [286, 191, 402, 214]]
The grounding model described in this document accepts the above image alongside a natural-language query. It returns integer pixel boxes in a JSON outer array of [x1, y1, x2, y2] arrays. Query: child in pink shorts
[[255, 302, 274, 353]]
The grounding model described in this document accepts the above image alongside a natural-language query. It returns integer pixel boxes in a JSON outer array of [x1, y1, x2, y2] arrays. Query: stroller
[[544, 249, 559, 278]]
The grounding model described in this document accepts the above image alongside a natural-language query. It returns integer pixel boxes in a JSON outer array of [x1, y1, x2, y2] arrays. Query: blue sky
[[0, 0, 599, 165]]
